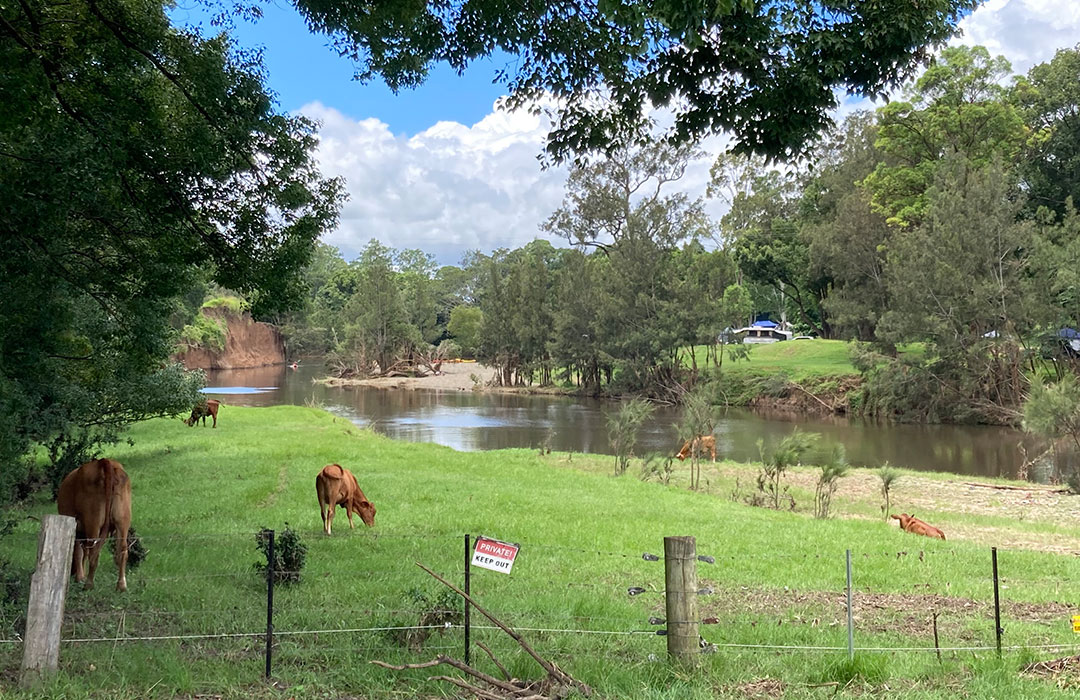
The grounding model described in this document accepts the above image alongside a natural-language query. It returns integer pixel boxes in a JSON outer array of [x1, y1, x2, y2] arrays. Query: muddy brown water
[[202, 364, 1059, 481]]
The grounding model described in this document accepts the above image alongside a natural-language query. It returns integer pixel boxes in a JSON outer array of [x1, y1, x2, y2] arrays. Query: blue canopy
[[752, 319, 778, 328], [1059, 328, 1080, 340]]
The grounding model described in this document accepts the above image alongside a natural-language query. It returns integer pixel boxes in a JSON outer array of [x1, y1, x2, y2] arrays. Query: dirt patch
[[323, 361, 495, 391], [1023, 654, 1080, 688], [697, 585, 1074, 642]]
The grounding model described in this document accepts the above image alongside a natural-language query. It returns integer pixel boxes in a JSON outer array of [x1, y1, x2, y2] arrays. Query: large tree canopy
[[294, 0, 977, 161], [0, 0, 343, 497]]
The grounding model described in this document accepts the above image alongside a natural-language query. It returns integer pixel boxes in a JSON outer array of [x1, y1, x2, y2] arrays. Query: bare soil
[[322, 361, 496, 391]]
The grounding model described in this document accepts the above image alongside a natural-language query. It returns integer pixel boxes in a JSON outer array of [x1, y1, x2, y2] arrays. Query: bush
[[0, 518, 29, 640], [179, 313, 227, 351], [254, 523, 307, 586], [755, 429, 819, 510], [607, 398, 654, 476], [814, 445, 849, 519]]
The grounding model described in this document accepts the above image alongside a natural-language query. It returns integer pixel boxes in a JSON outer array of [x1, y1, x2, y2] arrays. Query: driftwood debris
[[371, 562, 591, 700], [962, 481, 1068, 493]]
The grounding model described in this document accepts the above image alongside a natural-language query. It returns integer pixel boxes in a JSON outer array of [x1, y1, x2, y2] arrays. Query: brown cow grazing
[[891, 513, 946, 540], [185, 398, 220, 428], [315, 464, 376, 535], [57, 459, 132, 591], [675, 435, 717, 462]]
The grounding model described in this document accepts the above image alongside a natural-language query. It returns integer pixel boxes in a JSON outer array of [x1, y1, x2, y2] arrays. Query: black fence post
[[265, 530, 275, 679], [992, 547, 1002, 657], [464, 533, 471, 666]]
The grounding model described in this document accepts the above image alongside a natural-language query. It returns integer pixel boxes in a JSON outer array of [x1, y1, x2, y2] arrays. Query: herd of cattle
[[53, 407, 943, 593]]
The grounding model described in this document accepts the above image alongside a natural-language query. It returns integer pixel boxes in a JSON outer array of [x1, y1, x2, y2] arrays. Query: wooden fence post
[[21, 514, 76, 687], [664, 536, 699, 665]]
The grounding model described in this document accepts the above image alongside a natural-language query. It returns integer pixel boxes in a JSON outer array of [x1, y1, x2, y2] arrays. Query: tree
[[545, 142, 703, 394], [800, 112, 892, 341], [862, 46, 1027, 227], [1015, 45, 1080, 220], [0, 0, 342, 499], [342, 241, 416, 374], [447, 307, 483, 357], [294, 0, 977, 161], [873, 157, 1036, 422]]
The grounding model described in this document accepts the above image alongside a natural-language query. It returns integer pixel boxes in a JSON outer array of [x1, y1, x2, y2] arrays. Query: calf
[[675, 435, 717, 462], [57, 459, 133, 591], [315, 464, 376, 535], [185, 398, 220, 428], [891, 513, 946, 540]]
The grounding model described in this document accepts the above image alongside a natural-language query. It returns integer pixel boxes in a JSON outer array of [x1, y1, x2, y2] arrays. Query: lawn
[[3, 405, 1080, 699]]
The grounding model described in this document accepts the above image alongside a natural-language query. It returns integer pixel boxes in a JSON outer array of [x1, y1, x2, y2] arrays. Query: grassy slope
[[697, 339, 860, 382], [3, 406, 1079, 699]]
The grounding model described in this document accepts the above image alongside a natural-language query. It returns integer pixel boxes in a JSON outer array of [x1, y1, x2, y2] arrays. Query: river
[[202, 363, 1055, 481]]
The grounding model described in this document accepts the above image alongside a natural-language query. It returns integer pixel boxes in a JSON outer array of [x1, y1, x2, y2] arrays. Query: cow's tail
[[101, 459, 117, 540]]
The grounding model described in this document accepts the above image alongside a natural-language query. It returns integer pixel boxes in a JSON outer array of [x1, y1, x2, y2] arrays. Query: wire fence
[[5, 527, 1080, 684]]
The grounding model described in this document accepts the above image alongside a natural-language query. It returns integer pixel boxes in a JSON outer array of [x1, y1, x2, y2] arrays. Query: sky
[[170, 1, 1080, 266]]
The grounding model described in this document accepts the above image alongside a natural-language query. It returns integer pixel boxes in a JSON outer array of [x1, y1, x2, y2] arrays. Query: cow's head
[[356, 499, 376, 527]]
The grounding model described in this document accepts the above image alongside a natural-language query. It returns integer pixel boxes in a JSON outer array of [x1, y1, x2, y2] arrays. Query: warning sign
[[1072, 615, 1080, 633], [471, 536, 520, 574]]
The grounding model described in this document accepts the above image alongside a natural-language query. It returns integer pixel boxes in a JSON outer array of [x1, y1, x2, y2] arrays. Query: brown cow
[[315, 464, 376, 535], [675, 435, 717, 462], [185, 398, 219, 428], [891, 513, 946, 540], [57, 458, 132, 591]]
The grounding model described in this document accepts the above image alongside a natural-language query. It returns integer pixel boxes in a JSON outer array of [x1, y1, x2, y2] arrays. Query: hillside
[[3, 406, 1080, 699]]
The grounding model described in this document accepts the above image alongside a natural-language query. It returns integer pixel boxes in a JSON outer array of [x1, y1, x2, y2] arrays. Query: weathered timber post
[[664, 536, 699, 665], [21, 514, 76, 687]]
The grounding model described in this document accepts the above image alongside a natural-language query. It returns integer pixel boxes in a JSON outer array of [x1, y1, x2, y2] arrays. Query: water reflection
[[204, 364, 1051, 479]]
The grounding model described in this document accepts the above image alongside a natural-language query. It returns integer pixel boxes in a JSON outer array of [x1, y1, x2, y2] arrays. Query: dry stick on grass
[[478, 641, 512, 681], [370, 562, 592, 699]]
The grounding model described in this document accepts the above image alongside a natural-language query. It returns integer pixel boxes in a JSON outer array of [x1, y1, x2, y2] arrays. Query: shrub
[[814, 446, 849, 519], [607, 398, 654, 476], [179, 313, 227, 351], [384, 587, 463, 651], [878, 465, 900, 519], [755, 429, 819, 509], [254, 523, 307, 586], [639, 452, 675, 485]]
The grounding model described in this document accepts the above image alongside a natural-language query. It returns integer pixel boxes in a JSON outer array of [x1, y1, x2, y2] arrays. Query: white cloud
[[304, 101, 725, 264], [954, 0, 1080, 74], [306, 3, 1079, 264]]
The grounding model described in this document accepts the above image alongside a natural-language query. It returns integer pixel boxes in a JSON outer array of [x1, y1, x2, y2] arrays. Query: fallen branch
[[962, 481, 1067, 493], [370, 562, 592, 699], [789, 383, 834, 412]]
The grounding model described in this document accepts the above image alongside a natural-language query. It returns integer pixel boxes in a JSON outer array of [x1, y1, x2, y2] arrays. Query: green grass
[[3, 406, 1080, 699]]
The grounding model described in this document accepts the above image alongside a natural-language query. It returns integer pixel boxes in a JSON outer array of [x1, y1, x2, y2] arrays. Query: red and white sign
[[471, 536, 520, 574]]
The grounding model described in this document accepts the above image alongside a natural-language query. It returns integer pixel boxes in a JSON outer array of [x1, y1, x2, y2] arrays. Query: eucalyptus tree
[[862, 46, 1027, 227], [1015, 45, 1080, 220], [545, 142, 706, 393]]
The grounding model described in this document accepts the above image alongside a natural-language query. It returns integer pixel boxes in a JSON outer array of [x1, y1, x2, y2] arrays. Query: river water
[[202, 363, 1053, 481]]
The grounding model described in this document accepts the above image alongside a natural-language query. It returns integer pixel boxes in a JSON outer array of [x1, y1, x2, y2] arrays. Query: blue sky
[[170, 1, 508, 136]]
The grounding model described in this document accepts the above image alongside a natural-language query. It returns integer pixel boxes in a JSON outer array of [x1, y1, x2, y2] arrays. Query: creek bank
[[320, 361, 579, 396], [174, 307, 285, 370]]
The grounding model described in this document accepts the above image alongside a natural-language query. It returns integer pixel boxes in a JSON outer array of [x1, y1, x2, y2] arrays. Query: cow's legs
[[113, 527, 129, 592], [325, 503, 335, 535], [211, 412, 217, 428], [83, 528, 105, 590], [72, 530, 87, 583], [345, 505, 355, 529]]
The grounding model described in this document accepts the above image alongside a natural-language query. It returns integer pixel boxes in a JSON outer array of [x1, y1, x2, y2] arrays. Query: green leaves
[[293, 0, 975, 161]]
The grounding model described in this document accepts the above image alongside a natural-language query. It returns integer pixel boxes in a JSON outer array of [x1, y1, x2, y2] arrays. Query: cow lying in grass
[[316, 464, 376, 535], [675, 435, 716, 462], [185, 398, 219, 428], [57, 458, 132, 591], [891, 513, 946, 540]]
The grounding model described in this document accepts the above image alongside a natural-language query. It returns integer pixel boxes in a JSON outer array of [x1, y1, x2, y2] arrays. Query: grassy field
[[694, 339, 860, 382], [3, 406, 1080, 699]]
